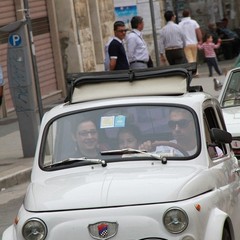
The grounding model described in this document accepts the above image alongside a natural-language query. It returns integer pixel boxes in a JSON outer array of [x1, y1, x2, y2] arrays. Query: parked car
[[218, 67, 240, 159], [3, 65, 240, 240]]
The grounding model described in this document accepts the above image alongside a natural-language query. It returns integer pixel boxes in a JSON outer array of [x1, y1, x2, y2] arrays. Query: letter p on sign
[[9, 34, 22, 47]]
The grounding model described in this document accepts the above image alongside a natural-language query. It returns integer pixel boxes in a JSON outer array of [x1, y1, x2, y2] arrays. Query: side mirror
[[210, 128, 232, 144]]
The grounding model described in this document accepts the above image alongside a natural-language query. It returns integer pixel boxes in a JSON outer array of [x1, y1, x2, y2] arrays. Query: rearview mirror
[[210, 128, 232, 144]]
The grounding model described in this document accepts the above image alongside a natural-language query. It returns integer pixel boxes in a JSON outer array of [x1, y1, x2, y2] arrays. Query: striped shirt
[[159, 21, 186, 54], [198, 42, 221, 58]]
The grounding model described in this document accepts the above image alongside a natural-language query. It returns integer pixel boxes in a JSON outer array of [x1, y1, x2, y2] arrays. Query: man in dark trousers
[[108, 21, 129, 70], [159, 10, 187, 65]]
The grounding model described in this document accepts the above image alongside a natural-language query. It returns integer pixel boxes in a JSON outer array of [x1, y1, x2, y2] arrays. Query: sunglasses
[[116, 29, 128, 33], [168, 119, 192, 129]]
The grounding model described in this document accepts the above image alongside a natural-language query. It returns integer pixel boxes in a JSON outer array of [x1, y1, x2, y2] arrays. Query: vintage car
[[3, 65, 240, 240], [218, 67, 240, 159]]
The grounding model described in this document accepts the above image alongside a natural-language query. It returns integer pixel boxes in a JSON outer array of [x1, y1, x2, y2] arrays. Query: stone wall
[[74, 0, 96, 71], [55, 0, 167, 72]]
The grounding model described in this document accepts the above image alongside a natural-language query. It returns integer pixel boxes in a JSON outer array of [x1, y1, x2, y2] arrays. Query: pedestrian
[[178, 9, 202, 76], [207, 23, 219, 44], [126, 16, 152, 69], [108, 21, 129, 71], [159, 10, 187, 65], [198, 33, 222, 77], [217, 18, 240, 58]]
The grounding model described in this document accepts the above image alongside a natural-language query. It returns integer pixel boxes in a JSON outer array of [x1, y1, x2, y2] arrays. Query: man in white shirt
[[126, 16, 150, 69], [179, 9, 202, 76], [159, 11, 187, 65]]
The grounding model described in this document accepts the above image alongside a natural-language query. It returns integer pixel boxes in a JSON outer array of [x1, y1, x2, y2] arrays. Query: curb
[[0, 167, 32, 190]]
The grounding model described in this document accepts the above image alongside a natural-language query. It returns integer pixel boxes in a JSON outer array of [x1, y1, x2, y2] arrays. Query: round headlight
[[163, 207, 188, 234], [22, 218, 47, 240]]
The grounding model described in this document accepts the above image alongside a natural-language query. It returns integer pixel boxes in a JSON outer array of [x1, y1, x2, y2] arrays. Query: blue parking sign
[[9, 34, 22, 47]]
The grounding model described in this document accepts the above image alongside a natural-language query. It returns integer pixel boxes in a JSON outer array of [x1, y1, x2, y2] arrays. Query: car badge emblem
[[88, 221, 118, 240]]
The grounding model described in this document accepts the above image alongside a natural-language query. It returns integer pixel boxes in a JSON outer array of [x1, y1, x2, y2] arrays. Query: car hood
[[222, 106, 240, 137], [25, 163, 214, 211]]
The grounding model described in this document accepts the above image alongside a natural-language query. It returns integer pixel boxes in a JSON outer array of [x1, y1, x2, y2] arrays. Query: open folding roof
[[66, 63, 198, 104]]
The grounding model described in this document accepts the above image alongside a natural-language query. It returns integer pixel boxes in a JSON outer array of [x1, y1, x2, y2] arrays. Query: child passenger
[[117, 124, 141, 149]]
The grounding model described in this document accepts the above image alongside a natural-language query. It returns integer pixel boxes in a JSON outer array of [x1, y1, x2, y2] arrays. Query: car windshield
[[221, 71, 240, 107], [41, 105, 199, 169]]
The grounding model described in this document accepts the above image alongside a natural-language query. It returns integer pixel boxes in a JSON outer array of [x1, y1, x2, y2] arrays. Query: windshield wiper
[[44, 157, 107, 169], [101, 148, 168, 164]]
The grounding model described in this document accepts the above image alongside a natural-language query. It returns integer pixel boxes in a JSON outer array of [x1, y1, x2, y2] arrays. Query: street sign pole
[[0, 20, 39, 157], [22, 0, 44, 121], [149, 0, 160, 67]]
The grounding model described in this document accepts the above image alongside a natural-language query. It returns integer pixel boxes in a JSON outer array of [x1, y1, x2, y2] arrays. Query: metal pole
[[174, 0, 179, 24], [149, 0, 160, 67], [23, 0, 44, 121]]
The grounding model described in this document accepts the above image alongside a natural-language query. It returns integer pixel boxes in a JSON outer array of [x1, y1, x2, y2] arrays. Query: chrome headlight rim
[[22, 218, 47, 240], [163, 207, 189, 234]]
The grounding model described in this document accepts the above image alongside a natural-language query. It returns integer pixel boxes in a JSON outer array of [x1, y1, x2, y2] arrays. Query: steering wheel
[[152, 141, 189, 157]]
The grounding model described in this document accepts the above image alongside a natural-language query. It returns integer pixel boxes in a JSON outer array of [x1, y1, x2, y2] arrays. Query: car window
[[222, 71, 240, 107], [203, 106, 226, 158], [40, 105, 200, 169]]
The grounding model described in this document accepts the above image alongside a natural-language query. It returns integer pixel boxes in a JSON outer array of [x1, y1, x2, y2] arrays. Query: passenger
[[72, 118, 107, 158], [117, 124, 141, 149]]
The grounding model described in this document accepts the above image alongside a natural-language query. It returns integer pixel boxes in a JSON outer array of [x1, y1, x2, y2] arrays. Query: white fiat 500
[[3, 66, 240, 240], [218, 67, 240, 159]]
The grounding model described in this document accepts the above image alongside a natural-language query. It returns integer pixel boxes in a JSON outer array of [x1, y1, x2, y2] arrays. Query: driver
[[140, 108, 197, 156], [165, 108, 197, 155]]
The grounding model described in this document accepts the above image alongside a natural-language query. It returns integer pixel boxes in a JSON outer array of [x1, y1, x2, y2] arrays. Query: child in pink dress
[[198, 34, 222, 77]]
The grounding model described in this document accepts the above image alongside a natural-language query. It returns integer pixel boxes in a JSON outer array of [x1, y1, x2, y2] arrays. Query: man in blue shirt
[[108, 21, 129, 70]]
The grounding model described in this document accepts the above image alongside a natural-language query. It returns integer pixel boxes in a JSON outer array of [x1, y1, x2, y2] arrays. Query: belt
[[130, 60, 148, 64], [165, 47, 182, 50]]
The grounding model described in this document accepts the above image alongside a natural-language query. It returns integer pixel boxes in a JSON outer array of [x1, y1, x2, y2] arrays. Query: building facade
[[0, 0, 65, 117]]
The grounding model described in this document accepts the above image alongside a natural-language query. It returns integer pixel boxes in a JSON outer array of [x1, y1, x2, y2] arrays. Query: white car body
[[218, 67, 240, 157], [3, 66, 240, 240]]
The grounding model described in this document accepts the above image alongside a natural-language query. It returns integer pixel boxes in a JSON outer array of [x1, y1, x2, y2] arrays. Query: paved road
[[0, 182, 29, 237]]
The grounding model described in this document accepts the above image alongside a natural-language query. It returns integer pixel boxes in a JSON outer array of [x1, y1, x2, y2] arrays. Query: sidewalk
[[0, 57, 237, 190], [0, 100, 64, 190]]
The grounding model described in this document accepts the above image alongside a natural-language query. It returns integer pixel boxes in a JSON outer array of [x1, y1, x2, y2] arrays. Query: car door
[[203, 100, 240, 238]]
